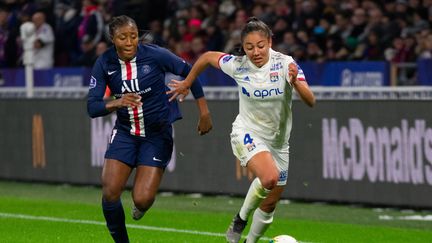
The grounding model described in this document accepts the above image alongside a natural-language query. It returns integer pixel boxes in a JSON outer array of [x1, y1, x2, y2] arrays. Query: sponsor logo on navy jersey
[[122, 79, 140, 93], [222, 55, 233, 63], [142, 65, 151, 74], [113, 87, 151, 98], [270, 72, 279, 82], [89, 76, 97, 89], [270, 62, 283, 71]]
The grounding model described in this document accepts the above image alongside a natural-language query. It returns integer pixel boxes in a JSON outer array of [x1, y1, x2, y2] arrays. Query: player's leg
[[131, 165, 164, 220], [240, 151, 279, 219], [245, 185, 284, 243], [226, 151, 279, 243], [132, 125, 173, 220], [101, 158, 133, 243]]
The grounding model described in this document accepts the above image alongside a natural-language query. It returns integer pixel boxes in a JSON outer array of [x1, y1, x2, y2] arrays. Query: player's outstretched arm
[[167, 51, 225, 102]]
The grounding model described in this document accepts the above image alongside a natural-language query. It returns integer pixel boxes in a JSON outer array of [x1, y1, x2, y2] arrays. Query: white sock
[[239, 178, 271, 221], [246, 208, 274, 243]]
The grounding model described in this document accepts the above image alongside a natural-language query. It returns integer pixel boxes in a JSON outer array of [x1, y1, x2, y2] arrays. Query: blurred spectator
[[95, 40, 108, 56], [73, 39, 107, 67], [354, 31, 384, 60], [275, 31, 298, 55], [385, 35, 416, 63], [272, 17, 289, 44], [0, 5, 20, 68], [32, 11, 55, 69], [147, 19, 165, 46], [72, 36, 96, 67], [416, 31, 432, 59], [54, 1, 81, 66], [190, 36, 206, 63], [0, 6, 11, 67], [183, 18, 202, 42], [204, 19, 225, 51], [77, 0, 104, 50], [223, 8, 248, 53], [1, 0, 432, 69], [306, 41, 325, 62]]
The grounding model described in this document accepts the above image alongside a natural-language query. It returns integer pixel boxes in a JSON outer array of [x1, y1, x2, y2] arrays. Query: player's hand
[[117, 93, 142, 108], [197, 113, 213, 136], [288, 62, 298, 84], [167, 79, 190, 102]]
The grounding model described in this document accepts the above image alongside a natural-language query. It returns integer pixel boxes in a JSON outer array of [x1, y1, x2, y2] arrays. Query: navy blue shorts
[[105, 126, 173, 168]]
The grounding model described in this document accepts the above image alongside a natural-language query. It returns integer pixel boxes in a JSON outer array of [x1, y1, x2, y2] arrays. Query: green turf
[[0, 181, 431, 242]]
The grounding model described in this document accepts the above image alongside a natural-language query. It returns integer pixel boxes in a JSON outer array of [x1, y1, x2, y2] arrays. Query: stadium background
[[1, 0, 432, 210]]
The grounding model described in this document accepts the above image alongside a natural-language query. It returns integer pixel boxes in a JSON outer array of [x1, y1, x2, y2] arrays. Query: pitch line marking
[[379, 215, 432, 221], [0, 212, 274, 241]]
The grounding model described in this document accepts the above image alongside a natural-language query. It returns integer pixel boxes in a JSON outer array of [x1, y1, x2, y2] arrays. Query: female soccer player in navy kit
[[87, 15, 212, 242], [169, 17, 315, 243]]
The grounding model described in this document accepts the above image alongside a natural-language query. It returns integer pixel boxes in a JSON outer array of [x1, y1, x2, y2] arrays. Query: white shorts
[[230, 124, 289, 186]]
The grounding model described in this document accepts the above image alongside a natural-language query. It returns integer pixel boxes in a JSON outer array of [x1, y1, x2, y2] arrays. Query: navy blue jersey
[[87, 44, 204, 137]]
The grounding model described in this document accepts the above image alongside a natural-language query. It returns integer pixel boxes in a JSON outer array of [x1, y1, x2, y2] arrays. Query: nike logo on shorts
[[153, 157, 162, 162]]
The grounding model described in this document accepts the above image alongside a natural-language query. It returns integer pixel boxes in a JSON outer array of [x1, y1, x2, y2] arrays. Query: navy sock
[[102, 198, 129, 243]]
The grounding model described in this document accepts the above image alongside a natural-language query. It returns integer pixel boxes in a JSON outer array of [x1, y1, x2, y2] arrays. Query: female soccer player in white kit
[[168, 17, 315, 243]]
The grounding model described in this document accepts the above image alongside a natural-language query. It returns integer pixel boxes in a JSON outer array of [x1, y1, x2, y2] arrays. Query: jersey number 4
[[243, 133, 253, 145]]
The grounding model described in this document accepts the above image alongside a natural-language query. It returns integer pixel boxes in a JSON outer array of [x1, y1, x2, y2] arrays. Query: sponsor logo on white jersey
[[236, 67, 250, 73], [270, 72, 279, 82], [270, 62, 283, 71], [222, 55, 233, 63], [279, 170, 288, 182], [241, 86, 284, 99]]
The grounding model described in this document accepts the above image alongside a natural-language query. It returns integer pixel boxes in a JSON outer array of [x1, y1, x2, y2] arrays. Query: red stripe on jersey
[[133, 108, 140, 136], [125, 61, 141, 136], [126, 61, 132, 80]]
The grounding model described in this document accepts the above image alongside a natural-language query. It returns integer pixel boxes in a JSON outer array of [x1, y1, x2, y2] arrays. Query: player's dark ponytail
[[240, 17, 273, 43]]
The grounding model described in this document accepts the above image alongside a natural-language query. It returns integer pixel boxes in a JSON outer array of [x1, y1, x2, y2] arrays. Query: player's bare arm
[[167, 51, 225, 102], [289, 62, 315, 107], [195, 97, 213, 135], [105, 93, 143, 112]]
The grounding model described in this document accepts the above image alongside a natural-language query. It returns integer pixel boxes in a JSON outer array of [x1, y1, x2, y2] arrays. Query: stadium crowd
[[0, 0, 431, 69]]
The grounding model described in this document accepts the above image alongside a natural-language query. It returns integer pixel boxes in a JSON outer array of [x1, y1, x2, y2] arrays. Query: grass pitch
[[0, 181, 431, 242]]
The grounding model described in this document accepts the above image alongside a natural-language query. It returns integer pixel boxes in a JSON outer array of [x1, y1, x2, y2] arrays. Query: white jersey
[[33, 23, 55, 69], [218, 49, 306, 148]]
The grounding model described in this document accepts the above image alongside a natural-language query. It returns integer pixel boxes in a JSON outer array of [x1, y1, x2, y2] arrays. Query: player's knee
[[102, 187, 122, 202], [260, 173, 279, 190], [133, 192, 156, 211]]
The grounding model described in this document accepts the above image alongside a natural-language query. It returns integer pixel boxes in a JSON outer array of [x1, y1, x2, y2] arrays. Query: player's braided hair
[[240, 16, 273, 43], [107, 15, 137, 40]]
